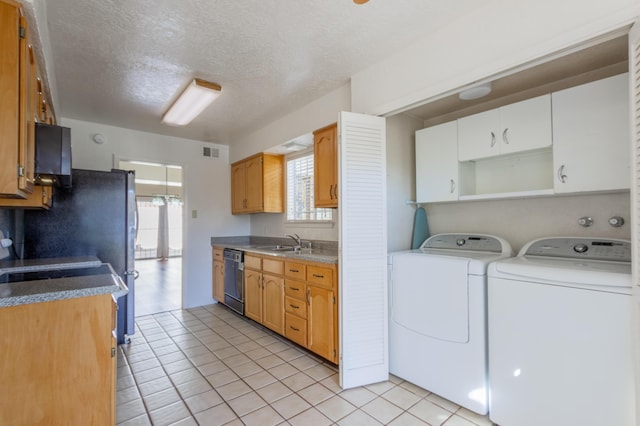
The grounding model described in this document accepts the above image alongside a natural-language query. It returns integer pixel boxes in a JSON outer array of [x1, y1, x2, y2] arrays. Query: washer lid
[[520, 237, 631, 262], [489, 256, 631, 288], [421, 233, 512, 254]]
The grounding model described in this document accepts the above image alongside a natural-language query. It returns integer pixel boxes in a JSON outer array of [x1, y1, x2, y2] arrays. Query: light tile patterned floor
[[117, 303, 495, 426]]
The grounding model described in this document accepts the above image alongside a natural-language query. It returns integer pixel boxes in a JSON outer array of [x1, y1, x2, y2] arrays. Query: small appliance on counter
[[23, 169, 138, 344]]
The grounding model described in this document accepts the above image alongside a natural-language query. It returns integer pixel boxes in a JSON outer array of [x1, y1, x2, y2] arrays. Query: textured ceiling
[[40, 0, 480, 145]]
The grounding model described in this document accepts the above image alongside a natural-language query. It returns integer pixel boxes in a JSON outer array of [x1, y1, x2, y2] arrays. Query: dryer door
[[390, 253, 470, 343]]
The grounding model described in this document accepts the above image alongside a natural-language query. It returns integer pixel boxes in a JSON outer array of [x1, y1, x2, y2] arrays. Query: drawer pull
[[290, 326, 300, 332], [289, 286, 300, 291], [289, 304, 300, 309], [289, 269, 299, 273], [312, 274, 324, 279]]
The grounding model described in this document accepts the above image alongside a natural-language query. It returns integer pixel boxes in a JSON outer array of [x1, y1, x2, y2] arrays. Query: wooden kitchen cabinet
[[314, 123, 338, 208], [0, 184, 52, 208], [212, 247, 225, 303], [0, 0, 36, 199], [244, 254, 285, 333], [0, 294, 117, 425], [307, 285, 336, 362], [457, 94, 552, 162], [552, 73, 630, 193], [244, 261, 263, 323], [231, 153, 284, 214]]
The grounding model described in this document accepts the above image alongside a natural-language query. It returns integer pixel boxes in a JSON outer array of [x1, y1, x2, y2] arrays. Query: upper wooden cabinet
[[231, 153, 284, 214], [0, 184, 52, 209], [457, 95, 552, 162], [0, 0, 35, 199], [314, 123, 338, 208]]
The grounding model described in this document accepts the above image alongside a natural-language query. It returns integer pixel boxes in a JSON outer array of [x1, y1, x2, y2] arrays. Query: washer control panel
[[422, 234, 509, 253], [522, 238, 631, 262]]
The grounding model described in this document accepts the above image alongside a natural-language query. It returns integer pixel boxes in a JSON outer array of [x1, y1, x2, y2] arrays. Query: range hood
[[35, 123, 72, 188]]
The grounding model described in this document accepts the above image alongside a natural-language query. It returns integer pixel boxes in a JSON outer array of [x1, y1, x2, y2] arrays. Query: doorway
[[120, 160, 184, 316]]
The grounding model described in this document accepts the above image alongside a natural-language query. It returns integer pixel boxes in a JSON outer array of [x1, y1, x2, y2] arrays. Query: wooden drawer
[[285, 313, 307, 347], [285, 279, 307, 301], [213, 247, 224, 261], [307, 264, 333, 288], [284, 261, 306, 280], [263, 257, 284, 275], [285, 295, 307, 319], [244, 254, 262, 270]]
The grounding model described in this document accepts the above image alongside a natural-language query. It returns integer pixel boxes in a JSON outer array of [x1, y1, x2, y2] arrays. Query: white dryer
[[388, 233, 512, 414], [488, 237, 635, 426]]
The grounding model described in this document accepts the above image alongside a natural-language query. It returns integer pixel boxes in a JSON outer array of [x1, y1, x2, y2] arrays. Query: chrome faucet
[[286, 234, 302, 247]]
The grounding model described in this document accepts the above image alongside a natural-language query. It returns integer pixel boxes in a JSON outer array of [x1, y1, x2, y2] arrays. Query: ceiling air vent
[[202, 146, 219, 159]]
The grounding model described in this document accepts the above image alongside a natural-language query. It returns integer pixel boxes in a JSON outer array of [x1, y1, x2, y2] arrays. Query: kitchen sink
[[254, 245, 297, 252]]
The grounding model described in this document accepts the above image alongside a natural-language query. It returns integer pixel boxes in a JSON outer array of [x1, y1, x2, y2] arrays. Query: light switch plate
[[0, 231, 9, 260]]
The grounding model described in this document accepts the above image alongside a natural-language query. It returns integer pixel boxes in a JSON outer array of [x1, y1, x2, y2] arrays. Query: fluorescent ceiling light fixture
[[162, 78, 222, 126], [459, 82, 492, 100]]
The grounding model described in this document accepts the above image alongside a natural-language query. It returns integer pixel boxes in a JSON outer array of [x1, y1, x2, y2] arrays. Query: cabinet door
[[552, 74, 630, 193], [244, 269, 262, 323], [244, 156, 264, 212], [314, 123, 338, 208], [0, 2, 33, 198], [212, 260, 225, 302], [262, 273, 284, 334], [18, 16, 34, 195], [457, 108, 499, 161], [307, 285, 336, 363], [230, 162, 246, 213], [416, 122, 459, 202], [499, 94, 551, 156]]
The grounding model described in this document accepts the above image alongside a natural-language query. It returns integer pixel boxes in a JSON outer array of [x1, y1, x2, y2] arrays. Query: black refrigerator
[[24, 169, 137, 344]]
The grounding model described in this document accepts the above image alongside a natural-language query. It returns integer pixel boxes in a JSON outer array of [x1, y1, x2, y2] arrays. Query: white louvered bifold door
[[338, 111, 388, 389], [629, 19, 640, 426]]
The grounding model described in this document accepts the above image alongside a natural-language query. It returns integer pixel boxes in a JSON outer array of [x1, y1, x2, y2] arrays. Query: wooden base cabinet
[[0, 294, 117, 425], [307, 286, 336, 362], [244, 254, 285, 334], [212, 247, 225, 303]]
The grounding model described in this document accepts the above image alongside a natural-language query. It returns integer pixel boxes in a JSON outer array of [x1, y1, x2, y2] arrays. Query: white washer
[[388, 233, 513, 414], [488, 237, 635, 426]]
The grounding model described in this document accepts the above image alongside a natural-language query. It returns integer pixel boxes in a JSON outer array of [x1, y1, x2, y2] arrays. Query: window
[[286, 151, 333, 221]]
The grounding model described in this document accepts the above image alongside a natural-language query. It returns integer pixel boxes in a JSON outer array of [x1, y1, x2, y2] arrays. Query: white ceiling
[[36, 0, 481, 146]]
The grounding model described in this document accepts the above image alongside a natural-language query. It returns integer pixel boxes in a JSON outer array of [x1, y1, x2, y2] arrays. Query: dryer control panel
[[422, 234, 509, 253], [522, 238, 631, 262]]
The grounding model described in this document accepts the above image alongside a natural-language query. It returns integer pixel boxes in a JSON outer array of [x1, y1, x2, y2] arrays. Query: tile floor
[[117, 303, 495, 426]]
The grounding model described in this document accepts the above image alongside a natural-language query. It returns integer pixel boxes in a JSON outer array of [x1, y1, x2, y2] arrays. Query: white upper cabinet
[[416, 122, 460, 203], [552, 73, 630, 193], [458, 95, 552, 161]]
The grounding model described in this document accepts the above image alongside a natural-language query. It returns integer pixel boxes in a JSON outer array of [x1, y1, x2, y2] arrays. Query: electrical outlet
[[0, 231, 10, 260]]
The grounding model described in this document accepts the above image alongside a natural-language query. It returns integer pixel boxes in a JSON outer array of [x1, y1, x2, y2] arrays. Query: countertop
[[0, 257, 129, 308], [211, 236, 338, 264]]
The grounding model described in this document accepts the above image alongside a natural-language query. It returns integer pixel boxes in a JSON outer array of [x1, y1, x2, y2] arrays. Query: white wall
[[232, 83, 351, 162], [386, 114, 423, 252], [351, 0, 638, 116], [249, 212, 338, 242], [61, 118, 250, 308]]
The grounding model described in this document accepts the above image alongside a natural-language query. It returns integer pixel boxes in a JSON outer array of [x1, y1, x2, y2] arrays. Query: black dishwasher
[[223, 248, 244, 315]]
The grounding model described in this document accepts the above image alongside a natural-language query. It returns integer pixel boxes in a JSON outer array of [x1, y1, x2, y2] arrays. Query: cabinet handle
[[312, 274, 324, 279], [490, 132, 496, 148], [450, 179, 456, 194], [290, 286, 300, 291], [289, 303, 300, 309], [557, 165, 567, 183], [290, 325, 300, 332], [329, 185, 333, 200], [333, 184, 337, 199], [289, 269, 299, 273], [502, 128, 510, 144], [306, 288, 310, 305]]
